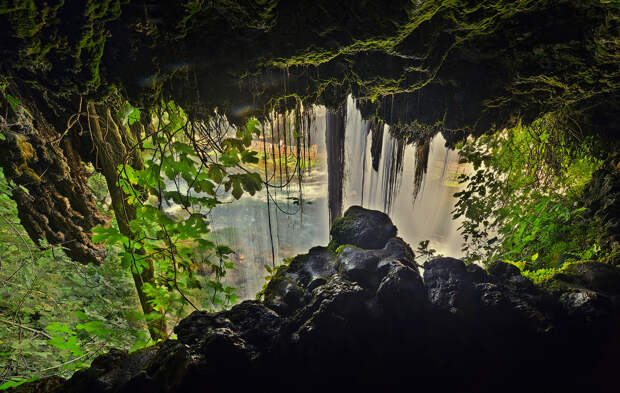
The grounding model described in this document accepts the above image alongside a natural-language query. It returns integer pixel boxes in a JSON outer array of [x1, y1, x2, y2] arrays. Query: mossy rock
[[261, 247, 340, 314], [487, 261, 522, 280], [540, 261, 620, 296], [262, 266, 305, 315], [330, 206, 397, 250]]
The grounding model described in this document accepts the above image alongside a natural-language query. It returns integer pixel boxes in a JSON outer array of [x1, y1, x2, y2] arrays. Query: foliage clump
[[0, 168, 147, 389], [453, 113, 606, 276]]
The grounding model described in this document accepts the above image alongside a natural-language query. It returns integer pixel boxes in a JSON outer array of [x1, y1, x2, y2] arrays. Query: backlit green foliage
[[92, 102, 264, 322], [0, 99, 267, 388], [453, 113, 605, 272], [0, 168, 147, 389]]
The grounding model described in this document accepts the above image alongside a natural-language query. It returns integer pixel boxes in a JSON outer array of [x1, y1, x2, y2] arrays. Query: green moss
[[15, 135, 34, 161], [327, 239, 339, 253], [330, 215, 354, 236], [2, 0, 123, 100], [329, 207, 367, 248], [522, 268, 561, 285], [16, 163, 41, 183], [287, 254, 309, 273], [532, 260, 599, 293], [334, 244, 362, 255], [255, 254, 303, 300]]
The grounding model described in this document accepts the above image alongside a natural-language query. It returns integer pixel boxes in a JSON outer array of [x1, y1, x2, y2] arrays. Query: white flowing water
[[342, 95, 466, 258], [190, 97, 467, 300]]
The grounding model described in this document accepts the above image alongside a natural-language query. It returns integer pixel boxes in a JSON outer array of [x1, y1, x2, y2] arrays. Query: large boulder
[[540, 261, 620, 323], [262, 247, 336, 315], [423, 257, 484, 316], [424, 259, 557, 334], [336, 238, 417, 289], [330, 206, 397, 249]]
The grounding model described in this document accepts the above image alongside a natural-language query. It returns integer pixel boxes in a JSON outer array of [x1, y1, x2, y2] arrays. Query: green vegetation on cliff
[[454, 113, 613, 277]]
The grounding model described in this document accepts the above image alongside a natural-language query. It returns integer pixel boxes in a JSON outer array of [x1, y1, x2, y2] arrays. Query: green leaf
[[0, 377, 39, 390], [239, 173, 262, 195], [216, 245, 234, 256], [246, 118, 261, 135], [92, 225, 127, 246], [173, 141, 194, 155], [231, 179, 243, 199], [241, 150, 259, 164], [45, 322, 75, 335], [221, 150, 240, 167], [74, 311, 89, 320], [197, 180, 215, 195], [76, 321, 109, 338], [208, 164, 224, 184], [118, 102, 141, 125]]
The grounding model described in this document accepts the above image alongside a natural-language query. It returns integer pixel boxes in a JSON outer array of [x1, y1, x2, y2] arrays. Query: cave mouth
[[0, 1, 618, 391]]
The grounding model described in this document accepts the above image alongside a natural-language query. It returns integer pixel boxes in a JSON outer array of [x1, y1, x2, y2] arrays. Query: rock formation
[[11, 207, 620, 393]]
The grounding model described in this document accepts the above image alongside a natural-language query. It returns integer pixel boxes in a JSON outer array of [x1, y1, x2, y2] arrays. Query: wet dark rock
[[291, 274, 366, 356], [176, 300, 281, 356], [337, 246, 381, 287], [262, 247, 337, 316], [262, 273, 305, 315], [376, 264, 425, 317], [540, 262, 620, 324], [488, 260, 539, 289], [557, 261, 620, 295], [288, 247, 337, 289], [330, 206, 397, 249], [129, 340, 191, 393], [336, 237, 419, 292], [196, 327, 251, 370], [219, 301, 282, 351], [19, 207, 620, 393], [175, 311, 232, 347], [488, 260, 522, 280], [423, 257, 480, 315], [56, 347, 158, 393], [465, 261, 488, 282]]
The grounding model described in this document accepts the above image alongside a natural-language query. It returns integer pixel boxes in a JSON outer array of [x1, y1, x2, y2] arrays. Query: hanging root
[[413, 138, 430, 202]]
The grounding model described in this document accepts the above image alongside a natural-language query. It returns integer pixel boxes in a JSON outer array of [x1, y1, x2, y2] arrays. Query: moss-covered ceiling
[[0, 0, 618, 263], [1, 0, 618, 144]]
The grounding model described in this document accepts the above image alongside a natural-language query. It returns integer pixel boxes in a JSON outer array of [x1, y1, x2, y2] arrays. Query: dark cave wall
[[0, 0, 618, 260]]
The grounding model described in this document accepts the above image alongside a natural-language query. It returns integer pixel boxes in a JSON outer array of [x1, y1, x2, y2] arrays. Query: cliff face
[[12, 207, 620, 393]]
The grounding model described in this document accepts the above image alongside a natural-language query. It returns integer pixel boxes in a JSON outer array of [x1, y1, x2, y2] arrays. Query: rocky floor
[[13, 207, 620, 393]]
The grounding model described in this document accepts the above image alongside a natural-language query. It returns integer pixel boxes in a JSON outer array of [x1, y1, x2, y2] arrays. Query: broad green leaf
[[45, 322, 75, 335]]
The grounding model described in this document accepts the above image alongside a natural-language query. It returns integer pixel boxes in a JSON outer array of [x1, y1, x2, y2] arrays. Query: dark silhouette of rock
[[12, 207, 620, 393], [330, 205, 397, 249]]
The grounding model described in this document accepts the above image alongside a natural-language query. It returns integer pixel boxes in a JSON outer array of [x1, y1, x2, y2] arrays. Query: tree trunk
[[87, 102, 167, 340], [0, 103, 107, 264]]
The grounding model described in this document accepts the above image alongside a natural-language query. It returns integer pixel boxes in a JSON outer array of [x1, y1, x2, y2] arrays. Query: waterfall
[[167, 97, 467, 301], [343, 95, 466, 257], [208, 107, 330, 300]]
